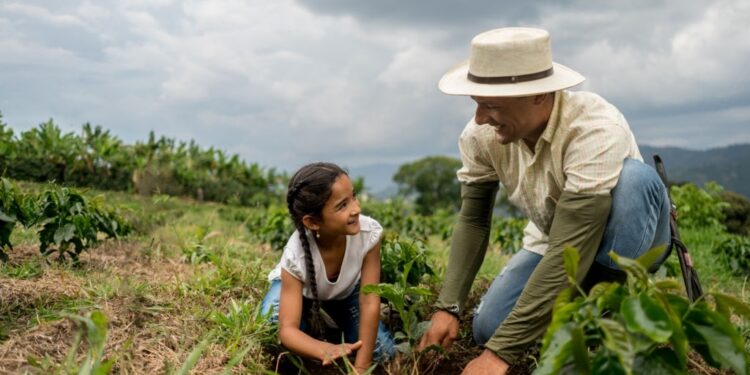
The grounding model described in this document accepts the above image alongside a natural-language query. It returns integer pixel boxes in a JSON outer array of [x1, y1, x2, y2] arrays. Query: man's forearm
[[436, 181, 498, 314], [484, 192, 612, 364]]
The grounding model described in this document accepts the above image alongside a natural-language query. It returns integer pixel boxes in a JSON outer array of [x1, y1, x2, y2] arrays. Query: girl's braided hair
[[286, 162, 347, 338]]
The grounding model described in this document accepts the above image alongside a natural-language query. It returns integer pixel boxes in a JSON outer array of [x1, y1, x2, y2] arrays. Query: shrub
[[537, 247, 750, 375], [714, 234, 750, 276], [491, 217, 527, 255], [380, 237, 435, 286], [721, 191, 750, 236], [671, 182, 728, 230]]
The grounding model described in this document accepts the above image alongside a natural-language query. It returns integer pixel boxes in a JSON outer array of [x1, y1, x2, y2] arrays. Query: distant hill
[[641, 144, 750, 198], [353, 144, 750, 199]]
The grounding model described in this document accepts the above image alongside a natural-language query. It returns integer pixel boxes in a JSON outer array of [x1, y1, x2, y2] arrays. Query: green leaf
[[635, 245, 668, 270], [569, 324, 591, 374], [536, 322, 574, 375], [591, 350, 627, 375], [598, 318, 634, 374], [685, 308, 747, 375], [54, 223, 76, 244], [609, 251, 648, 284], [177, 335, 213, 375], [621, 293, 673, 343], [632, 348, 684, 375], [711, 292, 750, 322]]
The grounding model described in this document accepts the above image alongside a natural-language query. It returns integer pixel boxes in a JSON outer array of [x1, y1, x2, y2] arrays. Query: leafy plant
[[209, 298, 277, 352], [536, 246, 750, 375], [363, 258, 432, 353], [491, 217, 527, 255], [671, 182, 729, 230], [36, 186, 130, 263], [379, 237, 435, 286], [248, 205, 293, 251], [59, 310, 115, 375], [714, 234, 750, 276]]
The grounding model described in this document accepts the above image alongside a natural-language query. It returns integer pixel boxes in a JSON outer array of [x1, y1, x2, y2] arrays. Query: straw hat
[[439, 27, 585, 97]]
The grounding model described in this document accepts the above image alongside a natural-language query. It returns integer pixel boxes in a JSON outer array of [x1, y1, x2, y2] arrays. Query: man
[[417, 27, 671, 374]]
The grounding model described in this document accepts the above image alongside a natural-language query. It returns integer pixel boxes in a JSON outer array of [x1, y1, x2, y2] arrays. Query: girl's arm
[[278, 269, 362, 364], [354, 242, 383, 372]]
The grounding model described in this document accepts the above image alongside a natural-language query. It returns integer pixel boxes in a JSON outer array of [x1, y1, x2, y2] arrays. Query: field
[[0, 180, 748, 375]]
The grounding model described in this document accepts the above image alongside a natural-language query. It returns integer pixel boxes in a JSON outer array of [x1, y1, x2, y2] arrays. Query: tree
[[393, 156, 462, 215]]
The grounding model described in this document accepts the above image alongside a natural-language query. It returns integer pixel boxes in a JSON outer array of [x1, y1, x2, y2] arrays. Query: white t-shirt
[[267, 215, 383, 300]]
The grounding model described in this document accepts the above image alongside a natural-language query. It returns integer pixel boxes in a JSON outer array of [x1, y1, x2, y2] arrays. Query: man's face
[[471, 95, 545, 146]]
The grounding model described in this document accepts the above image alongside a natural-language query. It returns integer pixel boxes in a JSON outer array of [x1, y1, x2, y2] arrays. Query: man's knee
[[617, 159, 664, 194], [472, 312, 495, 345]]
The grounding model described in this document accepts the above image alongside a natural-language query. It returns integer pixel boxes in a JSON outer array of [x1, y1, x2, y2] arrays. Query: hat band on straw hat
[[467, 67, 554, 84]]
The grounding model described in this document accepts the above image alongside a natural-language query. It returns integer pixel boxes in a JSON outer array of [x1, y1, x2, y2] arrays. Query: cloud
[[0, 0, 748, 179]]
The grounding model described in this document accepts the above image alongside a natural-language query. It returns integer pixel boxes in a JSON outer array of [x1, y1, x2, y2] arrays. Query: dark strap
[[467, 67, 554, 84]]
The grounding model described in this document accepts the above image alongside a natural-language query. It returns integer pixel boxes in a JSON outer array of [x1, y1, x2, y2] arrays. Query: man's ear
[[302, 215, 320, 231]]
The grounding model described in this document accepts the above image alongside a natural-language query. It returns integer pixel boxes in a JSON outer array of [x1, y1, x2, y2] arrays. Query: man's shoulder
[[559, 90, 629, 132]]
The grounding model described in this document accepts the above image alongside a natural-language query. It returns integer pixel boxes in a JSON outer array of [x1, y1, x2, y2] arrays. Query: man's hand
[[320, 340, 363, 365], [418, 310, 459, 351], [461, 349, 509, 375]]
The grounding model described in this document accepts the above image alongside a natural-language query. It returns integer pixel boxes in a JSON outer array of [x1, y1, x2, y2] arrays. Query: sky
[[1, 0, 749, 186]]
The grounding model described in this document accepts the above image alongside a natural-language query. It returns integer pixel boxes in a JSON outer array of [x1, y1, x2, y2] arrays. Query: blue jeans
[[261, 279, 396, 363], [473, 158, 671, 345]]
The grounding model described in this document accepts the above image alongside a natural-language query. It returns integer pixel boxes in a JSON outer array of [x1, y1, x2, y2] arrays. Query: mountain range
[[353, 144, 750, 199]]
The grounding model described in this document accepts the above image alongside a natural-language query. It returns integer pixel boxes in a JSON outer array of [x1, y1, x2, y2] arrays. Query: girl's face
[[315, 174, 361, 237]]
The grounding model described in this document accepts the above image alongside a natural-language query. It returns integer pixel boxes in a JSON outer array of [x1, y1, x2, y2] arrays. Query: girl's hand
[[320, 340, 363, 365]]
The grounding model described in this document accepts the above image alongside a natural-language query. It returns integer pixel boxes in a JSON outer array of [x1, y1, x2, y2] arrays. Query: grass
[[0, 180, 748, 374]]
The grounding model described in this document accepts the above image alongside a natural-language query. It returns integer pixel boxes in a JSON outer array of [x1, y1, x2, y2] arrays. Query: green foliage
[[247, 205, 293, 251], [362, 199, 453, 241], [713, 234, 750, 276], [0, 178, 30, 261], [721, 190, 750, 236], [393, 156, 462, 215], [362, 258, 432, 354], [37, 186, 131, 262], [0, 118, 282, 207], [380, 237, 435, 286], [537, 247, 750, 375], [209, 298, 277, 352], [56, 310, 115, 375], [671, 182, 728, 230], [491, 217, 527, 254]]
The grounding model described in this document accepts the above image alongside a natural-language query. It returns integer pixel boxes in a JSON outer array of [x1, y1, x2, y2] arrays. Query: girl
[[261, 162, 395, 373]]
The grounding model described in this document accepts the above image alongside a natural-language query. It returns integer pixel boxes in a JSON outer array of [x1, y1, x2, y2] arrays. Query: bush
[[380, 237, 435, 286], [491, 217, 527, 255], [671, 182, 728, 230], [537, 247, 750, 375], [714, 234, 750, 276], [721, 191, 750, 236]]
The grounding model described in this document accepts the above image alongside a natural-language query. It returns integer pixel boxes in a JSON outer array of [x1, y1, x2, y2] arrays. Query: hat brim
[[438, 60, 585, 97]]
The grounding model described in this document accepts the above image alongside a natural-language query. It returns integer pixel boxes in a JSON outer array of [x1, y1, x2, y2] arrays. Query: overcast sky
[[1, 0, 749, 179]]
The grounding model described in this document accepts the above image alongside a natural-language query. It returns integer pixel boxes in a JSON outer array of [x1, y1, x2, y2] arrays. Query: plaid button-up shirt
[[456, 90, 642, 255]]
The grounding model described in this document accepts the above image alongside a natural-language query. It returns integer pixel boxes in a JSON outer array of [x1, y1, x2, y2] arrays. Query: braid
[[285, 162, 348, 340], [297, 222, 325, 338]]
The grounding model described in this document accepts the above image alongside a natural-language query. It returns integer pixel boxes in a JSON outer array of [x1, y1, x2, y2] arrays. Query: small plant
[[40, 310, 116, 375], [491, 217, 527, 255], [363, 258, 432, 353], [248, 205, 293, 251], [209, 298, 277, 352], [0, 178, 38, 261], [37, 186, 130, 263], [714, 234, 750, 276], [379, 237, 435, 286], [536, 246, 750, 375], [671, 182, 729, 230]]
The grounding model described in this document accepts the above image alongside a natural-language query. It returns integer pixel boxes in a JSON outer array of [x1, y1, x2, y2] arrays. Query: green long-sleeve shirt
[[435, 181, 611, 365]]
